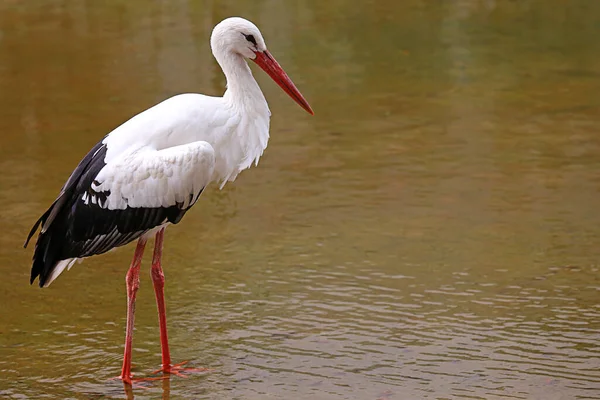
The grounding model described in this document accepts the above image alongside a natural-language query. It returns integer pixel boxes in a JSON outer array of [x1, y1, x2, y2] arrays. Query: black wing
[[26, 140, 196, 287]]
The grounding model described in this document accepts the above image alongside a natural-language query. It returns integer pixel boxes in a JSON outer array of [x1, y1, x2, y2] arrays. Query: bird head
[[211, 17, 314, 115], [211, 17, 266, 59]]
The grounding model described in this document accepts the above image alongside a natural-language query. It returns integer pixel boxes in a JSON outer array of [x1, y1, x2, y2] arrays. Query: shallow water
[[1, 0, 600, 399]]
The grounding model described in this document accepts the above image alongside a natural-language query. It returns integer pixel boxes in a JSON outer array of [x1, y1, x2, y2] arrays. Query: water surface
[[1, 1, 599, 399]]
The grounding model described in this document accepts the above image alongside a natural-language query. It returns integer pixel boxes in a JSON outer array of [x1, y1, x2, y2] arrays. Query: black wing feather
[[27, 140, 200, 287], [24, 140, 107, 248]]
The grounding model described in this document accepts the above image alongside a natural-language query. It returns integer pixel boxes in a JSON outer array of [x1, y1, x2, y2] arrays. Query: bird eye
[[243, 34, 257, 46]]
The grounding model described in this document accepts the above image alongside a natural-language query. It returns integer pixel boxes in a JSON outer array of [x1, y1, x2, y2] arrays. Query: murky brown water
[[1, 0, 600, 399]]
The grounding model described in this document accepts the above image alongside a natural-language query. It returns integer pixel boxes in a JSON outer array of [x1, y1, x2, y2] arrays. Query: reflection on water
[[1, 0, 600, 399]]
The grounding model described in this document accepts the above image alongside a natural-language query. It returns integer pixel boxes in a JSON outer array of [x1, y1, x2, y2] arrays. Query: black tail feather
[[26, 198, 63, 285], [29, 217, 62, 287], [24, 204, 55, 248]]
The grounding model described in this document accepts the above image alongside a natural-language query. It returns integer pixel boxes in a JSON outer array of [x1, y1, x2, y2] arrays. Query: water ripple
[[142, 263, 597, 399]]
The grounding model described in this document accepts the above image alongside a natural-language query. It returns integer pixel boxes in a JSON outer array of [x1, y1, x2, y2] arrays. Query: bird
[[24, 16, 313, 385]]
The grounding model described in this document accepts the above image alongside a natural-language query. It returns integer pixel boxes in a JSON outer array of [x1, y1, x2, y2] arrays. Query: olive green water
[[1, 1, 600, 399]]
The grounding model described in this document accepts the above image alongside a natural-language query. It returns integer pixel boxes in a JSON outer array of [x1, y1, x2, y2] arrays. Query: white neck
[[215, 51, 269, 114], [211, 49, 271, 187]]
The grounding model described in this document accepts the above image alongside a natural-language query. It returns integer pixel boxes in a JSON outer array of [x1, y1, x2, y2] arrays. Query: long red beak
[[252, 50, 314, 115]]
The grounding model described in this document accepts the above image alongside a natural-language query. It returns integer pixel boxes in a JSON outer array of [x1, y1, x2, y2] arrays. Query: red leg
[[119, 238, 147, 385], [151, 228, 171, 370], [151, 228, 208, 377]]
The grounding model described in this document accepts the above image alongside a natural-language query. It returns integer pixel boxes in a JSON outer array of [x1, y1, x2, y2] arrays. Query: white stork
[[24, 17, 313, 385]]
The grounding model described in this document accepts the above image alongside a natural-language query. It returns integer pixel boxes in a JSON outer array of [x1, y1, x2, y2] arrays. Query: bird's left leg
[[150, 228, 208, 377], [119, 238, 147, 385]]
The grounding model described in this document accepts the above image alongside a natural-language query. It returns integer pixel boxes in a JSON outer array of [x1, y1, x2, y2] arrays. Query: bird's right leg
[[119, 237, 147, 385], [150, 228, 209, 377]]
